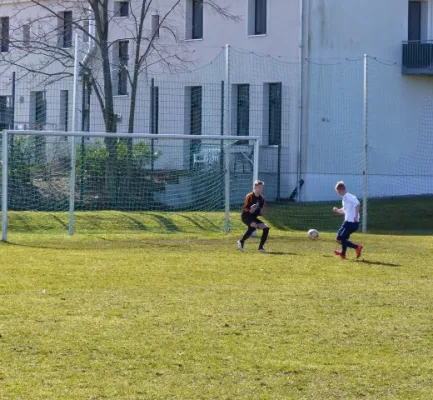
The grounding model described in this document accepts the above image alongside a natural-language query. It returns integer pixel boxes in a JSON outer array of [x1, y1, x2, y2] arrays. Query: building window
[[186, 0, 203, 40], [188, 86, 202, 167], [1, 17, 10, 52], [190, 86, 202, 135], [30, 91, 47, 130], [115, 1, 129, 17], [59, 90, 69, 132], [236, 84, 250, 138], [192, 0, 203, 39], [152, 14, 160, 38], [268, 83, 282, 146], [59, 11, 73, 48], [23, 24, 30, 47], [150, 85, 159, 134], [408, 1, 427, 41], [0, 95, 12, 130], [117, 41, 129, 95], [248, 0, 267, 36]]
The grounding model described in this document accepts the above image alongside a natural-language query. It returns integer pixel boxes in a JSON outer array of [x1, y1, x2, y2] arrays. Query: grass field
[[1, 213, 433, 399], [5, 195, 433, 235]]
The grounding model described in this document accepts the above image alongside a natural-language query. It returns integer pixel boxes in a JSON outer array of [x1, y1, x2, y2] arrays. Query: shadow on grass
[[5, 241, 69, 250], [49, 214, 68, 230], [123, 215, 149, 231], [151, 214, 181, 232], [322, 255, 401, 267], [357, 259, 401, 267], [269, 251, 299, 256], [179, 215, 221, 232]]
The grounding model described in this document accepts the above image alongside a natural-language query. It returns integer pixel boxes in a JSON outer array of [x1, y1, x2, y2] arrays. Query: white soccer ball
[[308, 229, 319, 240]]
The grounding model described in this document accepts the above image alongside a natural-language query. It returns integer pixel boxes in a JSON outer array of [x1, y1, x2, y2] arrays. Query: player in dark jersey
[[237, 180, 270, 253]]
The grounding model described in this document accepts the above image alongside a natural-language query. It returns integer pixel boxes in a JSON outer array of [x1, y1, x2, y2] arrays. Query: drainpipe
[[80, 9, 97, 75], [296, 0, 305, 201]]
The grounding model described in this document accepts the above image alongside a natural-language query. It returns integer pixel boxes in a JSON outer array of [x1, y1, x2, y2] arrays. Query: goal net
[[1, 131, 258, 239]]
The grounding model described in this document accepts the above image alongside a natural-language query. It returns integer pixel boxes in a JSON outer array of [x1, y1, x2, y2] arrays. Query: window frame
[[192, 0, 203, 40], [1, 17, 10, 52], [268, 82, 282, 146], [117, 40, 129, 96], [118, 1, 130, 17], [236, 84, 250, 139], [61, 11, 73, 48], [151, 14, 160, 38], [247, 0, 268, 37]]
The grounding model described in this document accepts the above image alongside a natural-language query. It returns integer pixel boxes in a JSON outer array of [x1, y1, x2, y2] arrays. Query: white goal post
[[1, 130, 259, 241]]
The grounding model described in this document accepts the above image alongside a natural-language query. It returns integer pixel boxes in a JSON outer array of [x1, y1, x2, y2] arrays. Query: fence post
[[10, 72, 16, 182], [362, 54, 369, 233], [220, 80, 225, 209], [224, 44, 231, 234], [69, 33, 79, 236], [150, 78, 155, 171], [2, 130, 8, 242]]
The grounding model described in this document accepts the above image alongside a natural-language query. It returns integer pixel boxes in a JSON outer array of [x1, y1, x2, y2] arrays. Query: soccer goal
[[1, 130, 259, 241]]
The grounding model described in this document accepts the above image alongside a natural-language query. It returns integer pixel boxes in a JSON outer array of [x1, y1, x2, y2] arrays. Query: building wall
[[2, 0, 433, 205], [302, 0, 433, 202]]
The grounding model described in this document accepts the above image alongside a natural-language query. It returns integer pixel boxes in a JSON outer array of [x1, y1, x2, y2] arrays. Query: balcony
[[402, 41, 433, 75]]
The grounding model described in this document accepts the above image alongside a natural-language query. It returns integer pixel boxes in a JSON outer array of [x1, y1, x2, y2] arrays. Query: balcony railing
[[402, 41, 433, 75]]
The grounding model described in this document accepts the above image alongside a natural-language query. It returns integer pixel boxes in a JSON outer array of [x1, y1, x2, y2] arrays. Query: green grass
[[5, 195, 433, 236], [266, 195, 433, 234], [1, 218, 433, 399]]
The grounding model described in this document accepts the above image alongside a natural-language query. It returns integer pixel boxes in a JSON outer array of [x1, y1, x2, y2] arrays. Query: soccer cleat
[[356, 245, 364, 259], [334, 250, 346, 259], [237, 240, 244, 252], [258, 247, 268, 253]]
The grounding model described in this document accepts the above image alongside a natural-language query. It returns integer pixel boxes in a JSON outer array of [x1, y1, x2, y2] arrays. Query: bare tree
[[1, 0, 238, 204]]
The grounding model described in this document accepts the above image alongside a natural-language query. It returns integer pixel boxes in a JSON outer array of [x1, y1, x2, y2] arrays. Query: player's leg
[[335, 223, 348, 258], [344, 222, 363, 258], [238, 215, 257, 251], [338, 223, 363, 259], [256, 220, 270, 252], [342, 223, 359, 250]]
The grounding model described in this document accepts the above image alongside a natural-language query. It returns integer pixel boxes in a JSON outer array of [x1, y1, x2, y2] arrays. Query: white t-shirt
[[342, 193, 360, 222]]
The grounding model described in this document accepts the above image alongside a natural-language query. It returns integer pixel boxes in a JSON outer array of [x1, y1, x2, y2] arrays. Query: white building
[[0, 0, 432, 205]]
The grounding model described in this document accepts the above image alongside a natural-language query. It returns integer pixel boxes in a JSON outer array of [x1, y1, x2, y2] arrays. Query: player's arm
[[354, 203, 360, 222], [243, 194, 254, 213], [332, 207, 345, 215]]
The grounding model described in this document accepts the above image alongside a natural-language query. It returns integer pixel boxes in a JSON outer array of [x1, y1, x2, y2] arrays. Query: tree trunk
[[100, 42, 119, 208]]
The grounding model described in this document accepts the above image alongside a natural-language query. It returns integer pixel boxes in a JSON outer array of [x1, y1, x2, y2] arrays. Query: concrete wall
[[301, 0, 433, 201], [2, 0, 433, 205]]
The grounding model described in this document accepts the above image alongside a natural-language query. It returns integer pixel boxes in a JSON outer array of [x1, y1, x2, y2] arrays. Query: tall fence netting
[[1, 48, 433, 235]]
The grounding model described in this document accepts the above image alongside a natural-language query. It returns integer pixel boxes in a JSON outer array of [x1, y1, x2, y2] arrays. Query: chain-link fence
[[1, 46, 433, 234]]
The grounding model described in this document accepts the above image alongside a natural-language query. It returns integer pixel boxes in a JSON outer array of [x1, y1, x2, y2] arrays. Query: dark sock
[[343, 239, 358, 250], [341, 244, 347, 255], [241, 227, 256, 242], [259, 227, 270, 248]]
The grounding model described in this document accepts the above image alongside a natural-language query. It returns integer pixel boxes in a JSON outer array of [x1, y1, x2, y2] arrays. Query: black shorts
[[242, 213, 263, 227]]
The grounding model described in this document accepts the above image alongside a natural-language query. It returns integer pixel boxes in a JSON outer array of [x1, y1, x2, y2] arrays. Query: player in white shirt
[[332, 181, 363, 260]]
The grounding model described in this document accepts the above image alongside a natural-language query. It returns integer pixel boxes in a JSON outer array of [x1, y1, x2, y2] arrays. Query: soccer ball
[[308, 229, 319, 240]]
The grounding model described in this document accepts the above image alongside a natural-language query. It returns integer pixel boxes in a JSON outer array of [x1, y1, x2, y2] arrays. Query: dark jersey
[[242, 192, 265, 217]]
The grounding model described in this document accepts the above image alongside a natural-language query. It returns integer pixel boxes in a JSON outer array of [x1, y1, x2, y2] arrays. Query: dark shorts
[[337, 221, 359, 241], [242, 213, 263, 227]]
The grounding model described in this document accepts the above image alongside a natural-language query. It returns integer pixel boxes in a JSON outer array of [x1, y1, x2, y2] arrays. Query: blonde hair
[[254, 180, 264, 187], [335, 181, 346, 191]]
